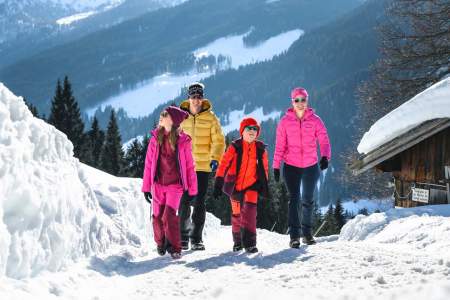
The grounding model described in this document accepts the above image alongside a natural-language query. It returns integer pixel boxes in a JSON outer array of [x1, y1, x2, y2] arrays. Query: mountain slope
[[0, 0, 186, 68], [0, 0, 364, 113]]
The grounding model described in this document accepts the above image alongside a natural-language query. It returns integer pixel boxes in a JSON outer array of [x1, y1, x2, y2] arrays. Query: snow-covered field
[[2, 83, 450, 299], [87, 29, 302, 118], [221, 106, 282, 134]]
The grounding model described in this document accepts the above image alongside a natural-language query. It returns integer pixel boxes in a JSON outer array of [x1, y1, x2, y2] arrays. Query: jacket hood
[[180, 99, 212, 114]]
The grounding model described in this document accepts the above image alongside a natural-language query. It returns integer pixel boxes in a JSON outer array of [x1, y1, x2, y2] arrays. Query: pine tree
[[87, 117, 105, 168], [312, 200, 323, 236], [100, 110, 125, 176], [61, 76, 85, 157], [48, 76, 85, 158], [333, 198, 346, 232], [123, 139, 144, 177], [321, 204, 337, 236], [23, 97, 39, 117], [48, 79, 64, 128]]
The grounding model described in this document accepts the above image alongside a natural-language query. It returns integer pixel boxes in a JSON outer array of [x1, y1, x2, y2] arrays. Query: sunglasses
[[189, 95, 203, 100], [160, 111, 169, 117], [293, 97, 307, 103], [245, 126, 258, 131]]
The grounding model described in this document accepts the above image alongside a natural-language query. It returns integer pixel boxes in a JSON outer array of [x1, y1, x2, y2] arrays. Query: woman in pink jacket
[[273, 87, 331, 248], [142, 106, 197, 259]]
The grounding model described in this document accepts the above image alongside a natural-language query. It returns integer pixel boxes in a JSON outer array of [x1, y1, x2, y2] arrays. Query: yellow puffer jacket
[[180, 99, 225, 172]]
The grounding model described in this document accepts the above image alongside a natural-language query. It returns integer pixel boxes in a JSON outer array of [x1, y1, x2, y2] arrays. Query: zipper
[[299, 119, 303, 165]]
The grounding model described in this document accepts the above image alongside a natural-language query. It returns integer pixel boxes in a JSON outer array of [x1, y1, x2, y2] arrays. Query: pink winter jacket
[[273, 108, 331, 169], [142, 129, 198, 196]]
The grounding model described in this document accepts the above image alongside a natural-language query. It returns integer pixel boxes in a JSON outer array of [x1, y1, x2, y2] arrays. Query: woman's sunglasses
[[245, 126, 259, 131], [293, 97, 307, 103], [160, 111, 169, 118]]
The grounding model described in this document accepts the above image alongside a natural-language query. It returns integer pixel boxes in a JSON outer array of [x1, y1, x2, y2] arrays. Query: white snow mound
[[0, 83, 145, 279], [358, 77, 450, 154], [340, 204, 450, 253]]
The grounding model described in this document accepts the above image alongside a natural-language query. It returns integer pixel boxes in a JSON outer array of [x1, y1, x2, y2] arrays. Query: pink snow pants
[[152, 182, 184, 253]]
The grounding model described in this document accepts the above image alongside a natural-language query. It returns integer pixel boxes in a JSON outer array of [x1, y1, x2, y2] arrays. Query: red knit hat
[[165, 105, 188, 127], [239, 117, 260, 137]]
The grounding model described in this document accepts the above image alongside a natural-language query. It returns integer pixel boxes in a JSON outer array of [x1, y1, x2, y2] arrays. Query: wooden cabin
[[351, 118, 450, 207]]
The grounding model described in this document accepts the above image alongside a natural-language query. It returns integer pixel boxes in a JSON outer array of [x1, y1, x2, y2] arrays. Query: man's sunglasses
[[160, 111, 169, 117], [189, 95, 203, 100], [293, 97, 307, 103], [245, 126, 258, 131]]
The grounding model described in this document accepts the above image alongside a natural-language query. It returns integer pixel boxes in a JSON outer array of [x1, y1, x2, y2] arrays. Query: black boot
[[289, 238, 300, 249], [233, 243, 243, 252], [302, 235, 316, 245], [181, 240, 189, 251], [245, 246, 258, 253], [156, 245, 166, 256], [191, 241, 205, 251]]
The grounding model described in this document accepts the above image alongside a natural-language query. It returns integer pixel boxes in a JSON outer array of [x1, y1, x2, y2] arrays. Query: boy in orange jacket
[[213, 118, 269, 253]]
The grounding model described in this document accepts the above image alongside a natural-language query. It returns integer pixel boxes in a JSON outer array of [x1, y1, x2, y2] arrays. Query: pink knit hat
[[165, 105, 188, 127], [291, 87, 309, 100]]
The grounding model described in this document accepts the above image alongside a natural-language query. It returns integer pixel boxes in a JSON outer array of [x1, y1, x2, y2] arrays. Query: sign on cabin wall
[[412, 187, 429, 203]]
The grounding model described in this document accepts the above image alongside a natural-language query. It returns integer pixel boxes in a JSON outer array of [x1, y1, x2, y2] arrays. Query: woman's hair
[[157, 126, 179, 150]]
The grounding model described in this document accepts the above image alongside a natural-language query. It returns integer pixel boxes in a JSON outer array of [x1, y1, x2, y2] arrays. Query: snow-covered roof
[[357, 77, 450, 154]]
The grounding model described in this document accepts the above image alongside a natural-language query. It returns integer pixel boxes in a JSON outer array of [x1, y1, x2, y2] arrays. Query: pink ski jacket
[[273, 108, 331, 169], [142, 129, 198, 196]]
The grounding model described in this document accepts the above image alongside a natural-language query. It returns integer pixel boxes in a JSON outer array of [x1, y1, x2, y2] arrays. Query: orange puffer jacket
[[216, 138, 269, 201]]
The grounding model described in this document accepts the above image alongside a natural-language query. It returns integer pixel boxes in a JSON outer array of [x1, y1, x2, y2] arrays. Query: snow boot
[[233, 243, 243, 252], [181, 240, 189, 251], [289, 238, 300, 249], [245, 246, 258, 253], [302, 235, 316, 245], [170, 252, 182, 260], [157, 245, 166, 256], [191, 241, 205, 251]]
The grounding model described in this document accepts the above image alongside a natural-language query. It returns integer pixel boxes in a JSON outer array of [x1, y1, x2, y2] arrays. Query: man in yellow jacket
[[179, 82, 225, 251]]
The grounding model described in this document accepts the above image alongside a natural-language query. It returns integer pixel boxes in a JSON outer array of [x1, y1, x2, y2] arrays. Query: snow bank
[[340, 205, 450, 253], [358, 77, 450, 154], [0, 83, 145, 279]]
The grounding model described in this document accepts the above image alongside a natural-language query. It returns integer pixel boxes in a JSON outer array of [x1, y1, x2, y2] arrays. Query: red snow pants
[[230, 190, 258, 248]]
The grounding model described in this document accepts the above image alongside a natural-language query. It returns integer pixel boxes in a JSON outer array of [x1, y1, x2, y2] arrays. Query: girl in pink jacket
[[273, 87, 331, 248], [142, 106, 197, 259]]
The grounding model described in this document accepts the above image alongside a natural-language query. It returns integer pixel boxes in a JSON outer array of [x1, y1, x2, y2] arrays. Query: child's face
[[242, 125, 258, 143]]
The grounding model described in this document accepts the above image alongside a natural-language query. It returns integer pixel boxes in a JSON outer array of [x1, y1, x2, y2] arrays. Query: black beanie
[[188, 82, 204, 97]]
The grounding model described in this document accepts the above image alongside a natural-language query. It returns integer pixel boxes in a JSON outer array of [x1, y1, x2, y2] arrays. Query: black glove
[[144, 192, 152, 204], [213, 177, 224, 199], [319, 157, 329, 170], [273, 168, 280, 182], [210, 160, 219, 172]]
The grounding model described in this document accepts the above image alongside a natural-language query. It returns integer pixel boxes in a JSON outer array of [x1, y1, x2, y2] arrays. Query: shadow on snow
[[88, 247, 311, 276]]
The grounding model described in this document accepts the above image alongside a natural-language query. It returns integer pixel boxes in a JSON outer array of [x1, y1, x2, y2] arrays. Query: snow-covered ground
[[2, 83, 450, 299], [358, 77, 450, 154], [87, 29, 302, 118]]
